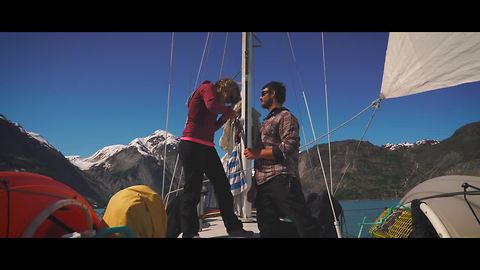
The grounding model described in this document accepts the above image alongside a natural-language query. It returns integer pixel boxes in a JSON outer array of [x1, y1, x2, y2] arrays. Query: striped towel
[[224, 143, 248, 196]]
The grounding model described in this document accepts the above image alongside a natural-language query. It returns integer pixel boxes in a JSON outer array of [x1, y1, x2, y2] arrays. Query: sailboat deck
[[198, 210, 260, 238]]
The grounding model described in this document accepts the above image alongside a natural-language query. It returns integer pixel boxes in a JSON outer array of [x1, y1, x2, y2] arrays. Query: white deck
[[198, 213, 260, 238]]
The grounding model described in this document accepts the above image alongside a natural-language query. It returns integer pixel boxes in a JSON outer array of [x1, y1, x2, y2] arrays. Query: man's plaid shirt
[[253, 107, 300, 185]]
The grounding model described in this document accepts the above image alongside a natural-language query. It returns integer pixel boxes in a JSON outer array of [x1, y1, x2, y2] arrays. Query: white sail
[[380, 32, 480, 99]]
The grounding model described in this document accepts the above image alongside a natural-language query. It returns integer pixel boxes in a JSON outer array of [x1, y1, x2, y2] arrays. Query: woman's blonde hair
[[215, 78, 240, 104]]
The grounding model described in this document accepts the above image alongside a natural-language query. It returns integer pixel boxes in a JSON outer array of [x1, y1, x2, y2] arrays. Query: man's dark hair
[[262, 81, 286, 104]]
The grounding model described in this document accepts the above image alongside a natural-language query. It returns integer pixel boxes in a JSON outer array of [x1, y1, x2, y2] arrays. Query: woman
[[178, 78, 254, 238]]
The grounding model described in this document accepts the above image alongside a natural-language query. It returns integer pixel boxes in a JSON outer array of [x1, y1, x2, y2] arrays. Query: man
[[244, 81, 321, 238]]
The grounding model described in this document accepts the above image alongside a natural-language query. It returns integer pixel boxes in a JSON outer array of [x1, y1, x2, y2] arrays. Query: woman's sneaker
[[227, 228, 255, 238]]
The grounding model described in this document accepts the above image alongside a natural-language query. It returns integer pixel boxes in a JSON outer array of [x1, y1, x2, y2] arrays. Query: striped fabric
[[224, 143, 248, 196]]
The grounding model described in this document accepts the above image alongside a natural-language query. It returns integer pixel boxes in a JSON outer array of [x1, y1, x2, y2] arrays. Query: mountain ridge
[[299, 121, 480, 199], [2, 114, 479, 203], [0, 116, 109, 206]]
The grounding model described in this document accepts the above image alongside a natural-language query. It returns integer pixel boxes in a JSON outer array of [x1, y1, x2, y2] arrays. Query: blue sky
[[1, 32, 479, 158]]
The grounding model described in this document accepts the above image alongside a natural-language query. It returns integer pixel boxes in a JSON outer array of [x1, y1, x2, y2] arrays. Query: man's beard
[[261, 98, 272, 109]]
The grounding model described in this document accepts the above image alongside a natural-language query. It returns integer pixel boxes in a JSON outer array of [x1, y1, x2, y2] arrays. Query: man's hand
[[244, 148, 260, 160]]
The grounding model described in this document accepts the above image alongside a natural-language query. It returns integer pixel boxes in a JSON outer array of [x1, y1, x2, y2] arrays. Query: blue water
[[94, 208, 104, 218], [340, 199, 399, 238], [95, 199, 399, 238]]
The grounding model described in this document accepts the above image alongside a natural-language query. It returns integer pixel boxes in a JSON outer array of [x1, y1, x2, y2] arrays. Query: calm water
[[94, 208, 104, 218], [95, 199, 399, 238], [340, 199, 399, 238]]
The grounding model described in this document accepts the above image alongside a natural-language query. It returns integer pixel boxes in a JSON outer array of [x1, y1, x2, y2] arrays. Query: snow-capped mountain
[[0, 114, 57, 151], [67, 130, 181, 198], [67, 145, 126, 170], [26, 131, 56, 150], [67, 130, 180, 171], [383, 139, 440, 151], [0, 115, 108, 206]]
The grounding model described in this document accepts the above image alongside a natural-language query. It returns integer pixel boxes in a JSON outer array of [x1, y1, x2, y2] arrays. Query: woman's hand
[[228, 109, 238, 120], [221, 108, 237, 121]]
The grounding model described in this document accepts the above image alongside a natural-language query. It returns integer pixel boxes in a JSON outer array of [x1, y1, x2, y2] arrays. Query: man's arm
[[244, 147, 274, 160], [277, 112, 300, 159], [245, 112, 299, 161]]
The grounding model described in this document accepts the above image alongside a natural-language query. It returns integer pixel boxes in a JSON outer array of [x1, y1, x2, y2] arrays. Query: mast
[[240, 32, 253, 218]]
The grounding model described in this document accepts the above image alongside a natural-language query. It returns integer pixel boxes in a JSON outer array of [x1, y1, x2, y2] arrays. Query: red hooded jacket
[[180, 81, 233, 146]]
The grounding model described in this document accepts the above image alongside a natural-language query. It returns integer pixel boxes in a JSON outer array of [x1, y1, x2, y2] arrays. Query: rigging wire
[[165, 153, 180, 207], [300, 98, 381, 151], [321, 33, 334, 195], [285, 32, 316, 179], [301, 125, 315, 179], [333, 163, 350, 196], [302, 91, 330, 196], [356, 101, 380, 150], [200, 32, 214, 84], [334, 104, 380, 195], [303, 91, 341, 236], [175, 168, 183, 197], [194, 32, 211, 89], [162, 32, 175, 199], [287, 32, 341, 237], [219, 32, 229, 80], [285, 33, 310, 132]]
